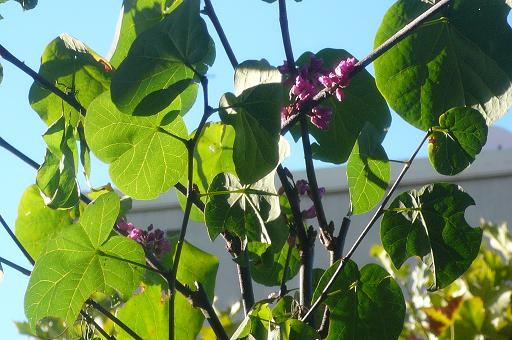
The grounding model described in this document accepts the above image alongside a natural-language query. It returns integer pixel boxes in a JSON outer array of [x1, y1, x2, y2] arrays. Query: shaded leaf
[[381, 183, 482, 290], [220, 60, 283, 184], [24, 192, 146, 330], [312, 260, 405, 340], [347, 123, 390, 214], [293, 49, 391, 164], [111, 0, 213, 115], [204, 172, 280, 243], [428, 107, 488, 175], [272, 319, 319, 340], [15, 185, 74, 260], [374, 0, 512, 130], [231, 302, 272, 339], [85, 91, 188, 199], [29, 34, 112, 126]]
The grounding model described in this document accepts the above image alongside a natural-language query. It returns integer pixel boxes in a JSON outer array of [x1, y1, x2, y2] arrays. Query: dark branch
[[278, 0, 296, 72], [0, 256, 31, 276], [79, 310, 114, 340], [302, 131, 431, 322], [203, 0, 238, 68], [0, 44, 86, 114], [0, 213, 35, 265], [86, 299, 142, 340]]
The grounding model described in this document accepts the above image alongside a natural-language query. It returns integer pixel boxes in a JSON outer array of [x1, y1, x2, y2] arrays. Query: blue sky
[[0, 0, 511, 338]]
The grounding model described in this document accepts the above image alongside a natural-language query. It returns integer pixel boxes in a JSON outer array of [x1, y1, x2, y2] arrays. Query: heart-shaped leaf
[[347, 123, 390, 215], [24, 192, 146, 330], [381, 183, 482, 290], [428, 107, 488, 176], [374, 0, 512, 130], [220, 60, 283, 184], [29, 34, 112, 126], [312, 260, 405, 340], [85, 91, 188, 199], [111, 0, 214, 115], [15, 185, 74, 260]]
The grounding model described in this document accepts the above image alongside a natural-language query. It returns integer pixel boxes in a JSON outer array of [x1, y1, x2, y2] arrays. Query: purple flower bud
[[310, 106, 333, 130], [302, 205, 317, 220], [128, 228, 144, 241], [290, 74, 316, 103], [277, 61, 289, 74], [296, 179, 310, 196], [335, 57, 356, 78], [117, 218, 134, 234], [154, 229, 164, 240], [318, 187, 326, 199], [309, 54, 324, 73]]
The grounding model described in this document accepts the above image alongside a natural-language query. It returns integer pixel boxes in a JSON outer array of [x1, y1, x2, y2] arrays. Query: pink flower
[[335, 88, 344, 102], [335, 57, 356, 79], [290, 74, 316, 102], [128, 228, 144, 241], [280, 105, 293, 127], [117, 218, 134, 234], [296, 179, 310, 196], [318, 73, 337, 90], [310, 106, 333, 130]]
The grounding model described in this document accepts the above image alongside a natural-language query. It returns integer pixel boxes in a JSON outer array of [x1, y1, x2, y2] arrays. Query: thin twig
[[236, 248, 255, 315], [0, 213, 35, 265], [278, 0, 296, 72], [301, 131, 430, 322], [0, 256, 31, 276], [0, 44, 86, 114], [279, 229, 295, 297], [203, 0, 238, 68]]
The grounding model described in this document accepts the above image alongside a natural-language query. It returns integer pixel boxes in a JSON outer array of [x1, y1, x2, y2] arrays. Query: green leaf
[[111, 0, 214, 115], [15, 185, 74, 260], [347, 123, 390, 215], [117, 241, 218, 340], [177, 122, 236, 221], [36, 117, 80, 209], [109, 0, 167, 67], [29, 34, 112, 126], [231, 302, 272, 339], [272, 319, 319, 340], [374, 0, 512, 130], [204, 172, 280, 243], [24, 192, 146, 331], [428, 107, 488, 176], [312, 260, 405, 340], [220, 60, 283, 184], [85, 91, 188, 199], [293, 49, 391, 164], [381, 183, 483, 290]]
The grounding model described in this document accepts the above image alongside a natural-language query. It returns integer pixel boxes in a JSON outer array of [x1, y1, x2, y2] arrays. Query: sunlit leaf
[[381, 183, 482, 290], [24, 192, 145, 331], [374, 0, 512, 130], [85, 91, 188, 199], [428, 107, 488, 176], [29, 34, 112, 126], [15, 185, 74, 260], [347, 123, 390, 214], [111, 0, 213, 115]]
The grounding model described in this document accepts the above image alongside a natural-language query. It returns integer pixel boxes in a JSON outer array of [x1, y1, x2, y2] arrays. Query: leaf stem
[[279, 229, 295, 297], [237, 248, 256, 315], [203, 0, 238, 68], [0, 43, 86, 114], [0, 213, 35, 265], [301, 130, 430, 323], [0, 256, 31, 276]]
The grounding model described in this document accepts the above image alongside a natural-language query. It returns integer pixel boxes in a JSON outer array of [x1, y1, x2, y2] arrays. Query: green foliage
[[374, 0, 512, 130], [347, 123, 390, 214], [15, 185, 74, 260], [111, 0, 214, 116], [428, 107, 488, 175], [117, 241, 218, 340], [85, 91, 189, 199], [381, 183, 482, 290], [29, 34, 112, 126], [24, 192, 146, 330], [220, 60, 283, 184], [312, 260, 405, 340], [293, 49, 391, 164]]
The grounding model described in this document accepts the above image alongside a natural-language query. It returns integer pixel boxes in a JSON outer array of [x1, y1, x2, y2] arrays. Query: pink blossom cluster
[[295, 179, 326, 220], [117, 218, 171, 258], [279, 55, 356, 130]]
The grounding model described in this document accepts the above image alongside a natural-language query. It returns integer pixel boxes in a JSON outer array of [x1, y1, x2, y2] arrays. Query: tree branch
[[0, 43, 86, 114], [301, 130, 431, 322], [0, 213, 35, 265], [0, 256, 31, 276], [278, 0, 296, 72], [79, 310, 114, 340], [86, 299, 142, 340], [203, 0, 238, 69]]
